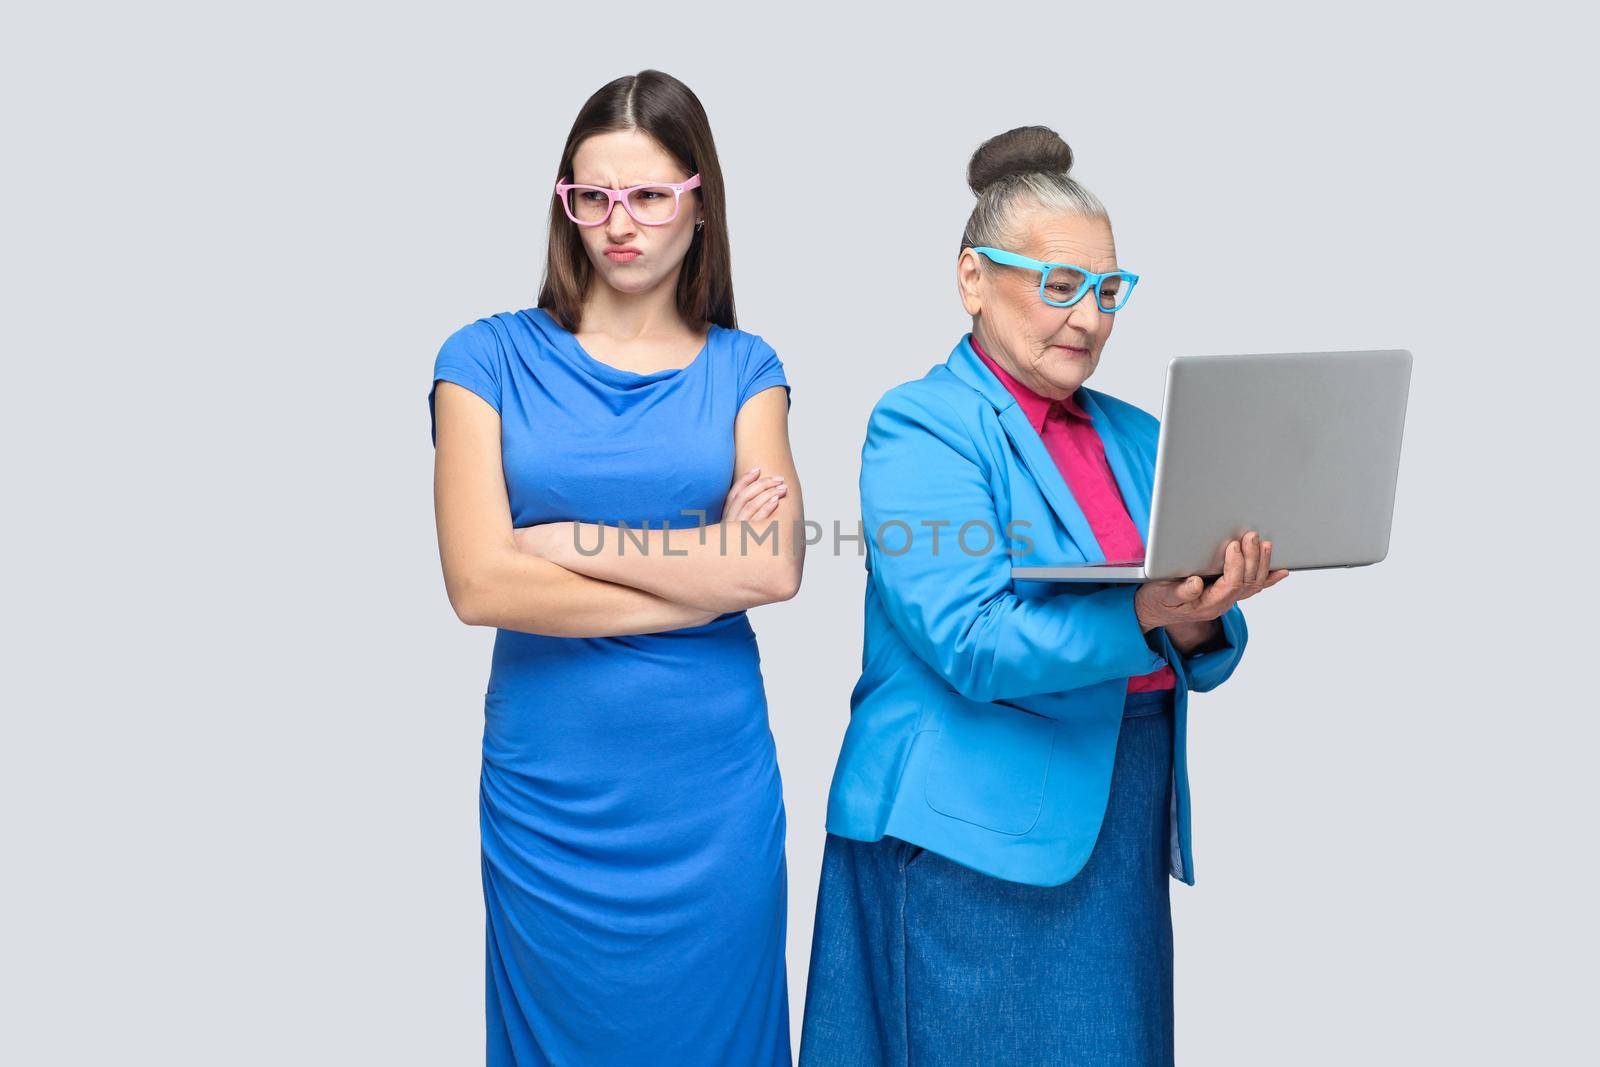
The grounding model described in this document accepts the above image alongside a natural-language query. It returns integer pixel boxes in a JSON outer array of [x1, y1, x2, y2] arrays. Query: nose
[[1066, 290, 1103, 330], [604, 197, 636, 241]]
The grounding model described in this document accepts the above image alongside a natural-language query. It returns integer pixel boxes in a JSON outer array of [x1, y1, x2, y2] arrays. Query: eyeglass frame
[[969, 245, 1140, 311], [553, 173, 703, 227]]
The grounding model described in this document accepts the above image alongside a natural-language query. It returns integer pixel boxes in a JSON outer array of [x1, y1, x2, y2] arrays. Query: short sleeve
[[737, 335, 791, 412], [428, 320, 503, 446]]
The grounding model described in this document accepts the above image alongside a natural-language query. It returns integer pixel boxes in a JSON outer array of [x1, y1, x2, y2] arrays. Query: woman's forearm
[[545, 512, 805, 615], [456, 546, 718, 637], [1166, 618, 1225, 655]]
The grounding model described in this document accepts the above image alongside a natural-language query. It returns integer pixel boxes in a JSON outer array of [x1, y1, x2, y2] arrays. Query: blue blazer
[[824, 334, 1248, 887]]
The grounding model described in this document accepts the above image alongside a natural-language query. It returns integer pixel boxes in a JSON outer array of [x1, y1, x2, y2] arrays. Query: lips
[[1054, 344, 1089, 357], [605, 247, 641, 263]]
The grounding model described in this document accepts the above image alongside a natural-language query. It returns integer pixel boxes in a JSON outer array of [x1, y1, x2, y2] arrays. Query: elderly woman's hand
[[1134, 531, 1287, 634]]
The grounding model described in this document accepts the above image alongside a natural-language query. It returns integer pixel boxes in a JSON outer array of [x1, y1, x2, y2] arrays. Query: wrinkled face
[[568, 129, 701, 298], [957, 206, 1119, 400]]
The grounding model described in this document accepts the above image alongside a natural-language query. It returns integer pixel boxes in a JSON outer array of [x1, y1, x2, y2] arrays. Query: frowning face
[[567, 129, 702, 299]]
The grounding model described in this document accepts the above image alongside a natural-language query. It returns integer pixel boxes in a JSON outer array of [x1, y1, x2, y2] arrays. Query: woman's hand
[[508, 468, 786, 560], [1134, 530, 1288, 634], [509, 465, 786, 570], [721, 466, 787, 525]]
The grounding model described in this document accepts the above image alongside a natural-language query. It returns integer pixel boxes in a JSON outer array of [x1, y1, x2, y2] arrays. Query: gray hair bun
[[967, 126, 1075, 196]]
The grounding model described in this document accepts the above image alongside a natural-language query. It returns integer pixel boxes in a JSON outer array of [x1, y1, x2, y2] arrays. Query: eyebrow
[[570, 175, 686, 188], [1041, 260, 1122, 274], [1032, 251, 1118, 267]]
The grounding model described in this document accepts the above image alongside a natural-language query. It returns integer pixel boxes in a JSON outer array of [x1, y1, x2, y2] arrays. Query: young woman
[[428, 70, 803, 1066]]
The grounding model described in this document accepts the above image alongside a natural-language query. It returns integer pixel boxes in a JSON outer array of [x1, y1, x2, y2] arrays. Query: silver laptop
[[1012, 349, 1413, 583]]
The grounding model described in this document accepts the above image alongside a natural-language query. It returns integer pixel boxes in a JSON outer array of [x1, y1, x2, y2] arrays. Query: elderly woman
[[798, 126, 1288, 1066]]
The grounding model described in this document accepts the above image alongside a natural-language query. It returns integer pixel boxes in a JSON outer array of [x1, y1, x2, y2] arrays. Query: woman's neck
[[971, 322, 1072, 402], [579, 267, 691, 343]]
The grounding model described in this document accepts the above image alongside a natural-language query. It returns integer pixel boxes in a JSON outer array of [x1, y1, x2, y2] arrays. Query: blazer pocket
[[924, 696, 1057, 836]]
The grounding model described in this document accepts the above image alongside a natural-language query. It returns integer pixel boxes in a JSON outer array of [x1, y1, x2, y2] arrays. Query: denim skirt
[[798, 687, 1176, 1067]]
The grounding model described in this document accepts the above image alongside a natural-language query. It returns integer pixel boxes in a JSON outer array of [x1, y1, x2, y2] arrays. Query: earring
[[695, 219, 704, 229]]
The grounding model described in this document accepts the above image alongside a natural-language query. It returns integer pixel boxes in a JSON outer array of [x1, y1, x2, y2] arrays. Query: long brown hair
[[538, 70, 736, 332]]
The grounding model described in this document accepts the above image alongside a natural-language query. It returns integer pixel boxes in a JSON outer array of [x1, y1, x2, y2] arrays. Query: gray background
[[5, 2, 1593, 1062]]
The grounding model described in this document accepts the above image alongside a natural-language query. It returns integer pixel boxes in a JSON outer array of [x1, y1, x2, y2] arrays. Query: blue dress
[[428, 307, 792, 1066]]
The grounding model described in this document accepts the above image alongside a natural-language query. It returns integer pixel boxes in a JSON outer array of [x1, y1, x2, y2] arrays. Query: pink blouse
[[971, 336, 1177, 693]]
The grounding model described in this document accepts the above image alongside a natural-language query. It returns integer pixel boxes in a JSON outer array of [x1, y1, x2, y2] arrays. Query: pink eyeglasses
[[554, 174, 702, 227]]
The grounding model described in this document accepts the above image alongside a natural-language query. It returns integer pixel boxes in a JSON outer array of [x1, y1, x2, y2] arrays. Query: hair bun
[[967, 126, 1075, 196]]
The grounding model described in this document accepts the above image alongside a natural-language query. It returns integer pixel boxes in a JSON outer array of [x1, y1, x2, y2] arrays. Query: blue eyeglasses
[[970, 246, 1140, 312]]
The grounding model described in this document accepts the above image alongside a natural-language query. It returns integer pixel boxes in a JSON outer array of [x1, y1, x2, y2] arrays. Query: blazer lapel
[[944, 335, 1105, 562]]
